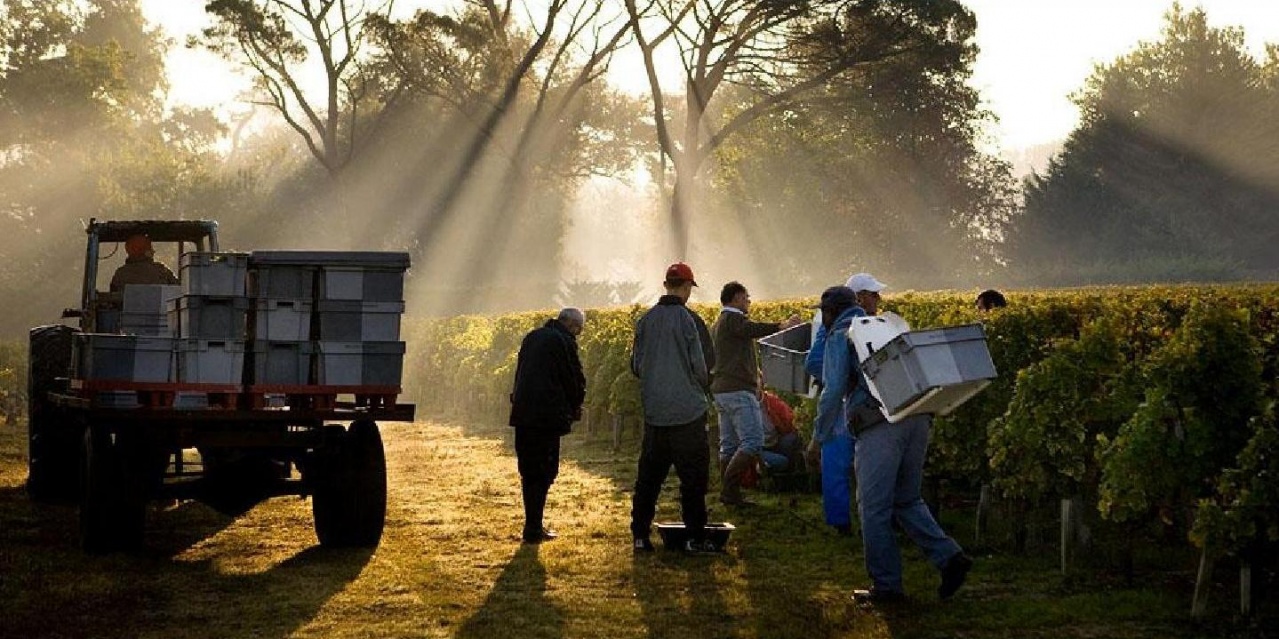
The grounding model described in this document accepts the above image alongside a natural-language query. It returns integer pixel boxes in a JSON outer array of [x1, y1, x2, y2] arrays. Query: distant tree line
[[0, 1, 1276, 336]]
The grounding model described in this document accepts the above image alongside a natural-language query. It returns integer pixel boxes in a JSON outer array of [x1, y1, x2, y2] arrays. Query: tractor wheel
[[27, 325, 78, 502], [310, 420, 387, 548], [80, 425, 146, 553]]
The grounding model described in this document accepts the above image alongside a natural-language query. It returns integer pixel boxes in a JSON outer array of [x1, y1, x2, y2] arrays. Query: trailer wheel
[[80, 425, 145, 553], [27, 325, 77, 501], [311, 420, 387, 547]]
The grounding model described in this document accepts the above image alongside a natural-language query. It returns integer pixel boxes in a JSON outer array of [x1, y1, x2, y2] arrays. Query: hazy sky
[[143, 0, 1279, 151]]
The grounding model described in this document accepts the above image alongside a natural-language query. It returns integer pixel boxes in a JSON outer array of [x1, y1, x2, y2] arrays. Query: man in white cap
[[810, 272, 973, 604]]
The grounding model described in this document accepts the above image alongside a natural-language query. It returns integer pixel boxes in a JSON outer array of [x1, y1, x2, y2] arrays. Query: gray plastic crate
[[859, 323, 997, 418], [122, 284, 182, 314], [175, 339, 245, 385], [75, 335, 174, 383], [248, 251, 409, 301], [119, 312, 171, 337], [168, 295, 249, 339], [180, 252, 249, 297], [315, 300, 404, 341], [318, 268, 405, 302], [253, 298, 313, 341], [758, 323, 812, 394], [251, 341, 314, 385], [249, 265, 317, 299], [316, 341, 405, 387]]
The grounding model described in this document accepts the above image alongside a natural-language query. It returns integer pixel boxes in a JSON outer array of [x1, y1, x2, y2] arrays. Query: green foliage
[[988, 316, 1144, 503], [1191, 403, 1279, 553], [1099, 304, 1264, 527], [1008, 5, 1279, 284]]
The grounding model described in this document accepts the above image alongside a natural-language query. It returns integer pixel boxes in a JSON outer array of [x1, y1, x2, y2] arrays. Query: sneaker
[[852, 588, 908, 605], [682, 538, 720, 555], [938, 553, 973, 600], [632, 537, 655, 553]]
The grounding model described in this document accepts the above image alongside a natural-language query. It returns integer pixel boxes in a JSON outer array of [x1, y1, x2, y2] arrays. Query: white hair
[[557, 307, 585, 326]]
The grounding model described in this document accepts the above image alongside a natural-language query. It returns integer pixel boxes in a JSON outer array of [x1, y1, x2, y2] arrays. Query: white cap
[[845, 272, 887, 293]]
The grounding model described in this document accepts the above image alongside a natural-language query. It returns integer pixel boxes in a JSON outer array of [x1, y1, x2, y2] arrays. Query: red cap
[[665, 262, 697, 286], [125, 234, 152, 258]]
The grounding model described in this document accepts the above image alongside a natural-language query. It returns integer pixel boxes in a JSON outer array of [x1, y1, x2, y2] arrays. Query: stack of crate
[[249, 253, 316, 386], [248, 251, 408, 389], [169, 252, 251, 386]]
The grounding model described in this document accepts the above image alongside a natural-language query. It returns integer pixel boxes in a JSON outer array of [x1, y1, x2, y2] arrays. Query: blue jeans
[[854, 414, 963, 593], [821, 427, 853, 527], [714, 391, 765, 458]]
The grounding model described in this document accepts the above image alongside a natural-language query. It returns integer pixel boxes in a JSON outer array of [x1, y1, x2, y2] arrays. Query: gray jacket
[[630, 295, 713, 426]]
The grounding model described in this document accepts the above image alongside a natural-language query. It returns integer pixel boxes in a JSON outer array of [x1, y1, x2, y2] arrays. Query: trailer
[[27, 219, 414, 552]]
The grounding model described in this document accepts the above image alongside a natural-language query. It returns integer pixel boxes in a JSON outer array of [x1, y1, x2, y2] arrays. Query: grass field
[[0, 417, 1271, 639]]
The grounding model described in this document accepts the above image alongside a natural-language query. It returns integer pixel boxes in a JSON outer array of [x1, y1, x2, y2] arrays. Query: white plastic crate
[[253, 299, 313, 341], [121, 284, 182, 314], [758, 323, 812, 394], [75, 335, 174, 383], [251, 341, 314, 385], [316, 341, 405, 387], [175, 339, 245, 385], [315, 300, 404, 341], [168, 295, 249, 339], [181, 252, 249, 297], [318, 267, 405, 302], [858, 323, 997, 421]]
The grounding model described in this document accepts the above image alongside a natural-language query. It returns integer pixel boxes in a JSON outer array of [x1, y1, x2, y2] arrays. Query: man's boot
[[720, 450, 758, 506]]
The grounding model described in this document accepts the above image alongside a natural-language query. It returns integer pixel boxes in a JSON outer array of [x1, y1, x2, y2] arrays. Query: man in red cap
[[629, 262, 718, 554], [110, 234, 178, 291]]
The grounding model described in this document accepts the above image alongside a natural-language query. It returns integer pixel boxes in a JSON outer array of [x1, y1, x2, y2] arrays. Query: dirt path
[[0, 420, 877, 639]]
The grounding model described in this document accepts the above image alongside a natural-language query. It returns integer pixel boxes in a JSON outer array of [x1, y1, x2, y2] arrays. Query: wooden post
[[975, 483, 991, 545], [1191, 547, 1214, 618], [1240, 561, 1252, 617], [1060, 498, 1073, 574]]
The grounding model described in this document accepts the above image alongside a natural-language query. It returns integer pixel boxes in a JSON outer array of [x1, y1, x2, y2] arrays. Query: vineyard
[[402, 284, 1279, 614], [1, 284, 1277, 622]]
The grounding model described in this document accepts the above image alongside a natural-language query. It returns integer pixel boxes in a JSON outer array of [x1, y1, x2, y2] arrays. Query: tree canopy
[[1007, 4, 1279, 285]]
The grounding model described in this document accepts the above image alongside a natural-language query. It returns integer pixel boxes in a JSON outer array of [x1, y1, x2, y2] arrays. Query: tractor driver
[[110, 234, 178, 292]]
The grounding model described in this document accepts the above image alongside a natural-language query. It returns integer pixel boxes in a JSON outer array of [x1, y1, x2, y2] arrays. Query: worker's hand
[[780, 314, 803, 330], [805, 438, 821, 469]]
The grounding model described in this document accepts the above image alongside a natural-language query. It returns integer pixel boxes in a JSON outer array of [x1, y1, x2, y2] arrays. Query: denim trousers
[[713, 390, 765, 459], [821, 427, 853, 527], [853, 414, 963, 593]]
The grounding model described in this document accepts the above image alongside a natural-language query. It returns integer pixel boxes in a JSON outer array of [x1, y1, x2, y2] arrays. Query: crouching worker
[[759, 389, 804, 476], [509, 307, 587, 544]]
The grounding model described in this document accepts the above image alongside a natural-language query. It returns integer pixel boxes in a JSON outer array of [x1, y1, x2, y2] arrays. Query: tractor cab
[[65, 219, 220, 333]]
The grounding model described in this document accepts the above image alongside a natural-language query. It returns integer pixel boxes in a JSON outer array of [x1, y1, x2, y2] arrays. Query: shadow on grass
[[631, 550, 734, 637], [456, 543, 564, 639], [0, 483, 372, 639]]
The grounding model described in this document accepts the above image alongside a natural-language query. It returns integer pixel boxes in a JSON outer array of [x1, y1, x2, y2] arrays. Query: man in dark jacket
[[110, 234, 178, 291], [711, 281, 800, 506], [509, 307, 587, 544], [629, 262, 718, 554]]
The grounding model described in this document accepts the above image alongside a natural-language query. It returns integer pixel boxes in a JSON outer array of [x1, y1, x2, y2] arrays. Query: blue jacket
[[804, 323, 827, 382], [812, 306, 877, 444]]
